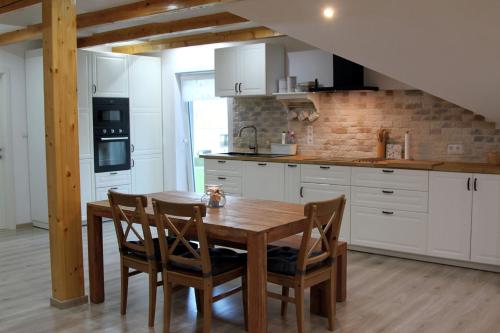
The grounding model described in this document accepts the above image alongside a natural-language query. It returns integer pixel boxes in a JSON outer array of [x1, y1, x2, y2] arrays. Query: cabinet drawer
[[205, 175, 242, 196], [96, 184, 131, 201], [95, 170, 131, 187], [351, 205, 428, 254], [243, 162, 284, 201], [351, 186, 428, 212], [301, 164, 351, 185], [205, 159, 243, 177], [351, 167, 428, 191]]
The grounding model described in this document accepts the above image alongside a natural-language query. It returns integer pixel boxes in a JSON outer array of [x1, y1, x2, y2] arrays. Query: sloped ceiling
[[226, 0, 500, 124]]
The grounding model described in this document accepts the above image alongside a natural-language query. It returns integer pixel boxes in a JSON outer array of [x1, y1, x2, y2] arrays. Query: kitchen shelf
[[272, 92, 320, 121]]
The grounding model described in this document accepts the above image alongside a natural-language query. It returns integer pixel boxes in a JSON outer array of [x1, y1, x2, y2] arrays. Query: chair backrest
[[296, 195, 347, 275], [108, 191, 155, 261], [152, 199, 211, 276]]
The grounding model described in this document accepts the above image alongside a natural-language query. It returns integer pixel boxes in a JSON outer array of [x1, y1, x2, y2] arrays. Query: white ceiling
[[227, 0, 500, 124]]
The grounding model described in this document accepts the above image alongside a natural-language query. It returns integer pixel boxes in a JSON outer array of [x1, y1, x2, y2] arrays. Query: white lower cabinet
[[80, 159, 95, 221], [300, 183, 351, 242], [131, 155, 164, 194], [284, 163, 301, 203], [427, 172, 472, 261], [243, 162, 284, 201], [205, 175, 242, 196], [351, 206, 427, 254], [471, 174, 500, 265], [96, 184, 131, 201]]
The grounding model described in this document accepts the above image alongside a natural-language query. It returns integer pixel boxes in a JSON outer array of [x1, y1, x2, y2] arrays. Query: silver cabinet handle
[[100, 137, 129, 141], [92, 84, 97, 95], [131, 144, 135, 153], [131, 159, 135, 168], [234, 83, 238, 94], [238, 82, 242, 93]]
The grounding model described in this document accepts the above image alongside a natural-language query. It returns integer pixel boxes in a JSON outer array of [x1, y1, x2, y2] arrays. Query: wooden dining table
[[87, 191, 347, 333]]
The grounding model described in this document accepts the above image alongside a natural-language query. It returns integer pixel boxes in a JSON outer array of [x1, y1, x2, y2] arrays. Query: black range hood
[[311, 54, 379, 92]]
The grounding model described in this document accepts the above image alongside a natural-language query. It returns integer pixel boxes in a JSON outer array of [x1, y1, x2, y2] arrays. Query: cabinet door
[[132, 155, 164, 194], [471, 174, 500, 265], [237, 44, 266, 96], [300, 183, 351, 242], [92, 53, 129, 97], [96, 184, 131, 201], [214, 47, 238, 97], [284, 164, 301, 203], [80, 159, 95, 221], [243, 162, 284, 201], [428, 172, 473, 260]]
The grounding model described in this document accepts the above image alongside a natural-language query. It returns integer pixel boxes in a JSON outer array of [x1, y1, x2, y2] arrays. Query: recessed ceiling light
[[323, 7, 335, 19]]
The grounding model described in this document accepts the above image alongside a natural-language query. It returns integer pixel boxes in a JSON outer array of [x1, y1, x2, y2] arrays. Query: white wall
[[0, 42, 39, 226]]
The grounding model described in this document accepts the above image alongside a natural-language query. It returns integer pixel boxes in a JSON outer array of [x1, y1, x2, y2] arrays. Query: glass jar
[[201, 184, 226, 208]]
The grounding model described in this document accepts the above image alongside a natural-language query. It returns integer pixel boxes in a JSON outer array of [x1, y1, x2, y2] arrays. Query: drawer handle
[[110, 172, 118, 175], [258, 163, 267, 166], [217, 177, 227, 180], [217, 160, 226, 164], [287, 164, 298, 168], [300, 186, 304, 198], [320, 166, 330, 170], [382, 211, 394, 215], [382, 190, 394, 194], [474, 178, 478, 192], [382, 169, 394, 173], [110, 187, 118, 190]]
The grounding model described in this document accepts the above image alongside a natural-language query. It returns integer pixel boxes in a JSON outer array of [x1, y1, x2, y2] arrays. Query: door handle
[[300, 186, 304, 198], [382, 211, 394, 215], [0, 147, 2, 159], [131, 159, 135, 168], [382, 169, 394, 173], [320, 166, 330, 170], [474, 178, 478, 191], [257, 163, 267, 166], [92, 84, 97, 95], [467, 177, 471, 191], [382, 190, 394, 194], [217, 177, 226, 180], [217, 160, 226, 164], [131, 144, 135, 153], [238, 82, 242, 93], [287, 164, 298, 168], [234, 83, 238, 94]]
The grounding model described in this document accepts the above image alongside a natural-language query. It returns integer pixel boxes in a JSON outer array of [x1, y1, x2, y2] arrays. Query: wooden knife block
[[376, 141, 386, 159]]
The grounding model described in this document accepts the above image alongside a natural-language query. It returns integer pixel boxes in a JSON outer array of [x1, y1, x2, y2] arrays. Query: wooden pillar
[[42, 0, 87, 308]]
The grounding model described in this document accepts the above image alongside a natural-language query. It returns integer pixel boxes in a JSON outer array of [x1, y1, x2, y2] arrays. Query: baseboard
[[348, 244, 500, 273], [16, 222, 33, 229], [50, 295, 88, 309]]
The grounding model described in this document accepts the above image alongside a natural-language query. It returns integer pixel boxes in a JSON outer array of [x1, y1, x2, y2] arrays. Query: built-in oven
[[93, 97, 131, 173]]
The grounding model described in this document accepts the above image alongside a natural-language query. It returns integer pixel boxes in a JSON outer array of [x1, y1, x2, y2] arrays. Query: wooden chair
[[108, 191, 162, 327], [266, 195, 347, 332], [152, 199, 247, 333]]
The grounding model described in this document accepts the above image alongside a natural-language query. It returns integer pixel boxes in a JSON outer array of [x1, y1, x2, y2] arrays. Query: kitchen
[[1, 1, 500, 332]]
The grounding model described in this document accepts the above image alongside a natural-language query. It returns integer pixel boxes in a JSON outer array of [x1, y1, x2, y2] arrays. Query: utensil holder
[[376, 142, 386, 159]]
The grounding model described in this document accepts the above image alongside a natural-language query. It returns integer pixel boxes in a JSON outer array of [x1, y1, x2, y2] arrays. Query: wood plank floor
[[1, 223, 500, 332]]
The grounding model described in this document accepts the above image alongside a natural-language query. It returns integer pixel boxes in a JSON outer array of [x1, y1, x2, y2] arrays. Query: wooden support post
[[42, 0, 87, 308]]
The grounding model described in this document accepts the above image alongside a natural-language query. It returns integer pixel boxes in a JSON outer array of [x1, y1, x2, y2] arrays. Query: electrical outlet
[[447, 144, 464, 155], [307, 126, 314, 145]]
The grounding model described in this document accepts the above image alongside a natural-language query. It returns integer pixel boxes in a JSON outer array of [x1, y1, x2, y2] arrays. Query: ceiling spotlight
[[323, 7, 335, 19]]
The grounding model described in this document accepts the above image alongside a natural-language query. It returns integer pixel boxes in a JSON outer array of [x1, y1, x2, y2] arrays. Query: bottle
[[282, 131, 286, 145], [404, 131, 411, 160]]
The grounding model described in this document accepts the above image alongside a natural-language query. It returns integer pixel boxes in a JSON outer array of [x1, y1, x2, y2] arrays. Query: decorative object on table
[[404, 131, 411, 160], [278, 78, 287, 93], [487, 152, 500, 165], [271, 143, 298, 155], [386, 144, 403, 160], [201, 185, 226, 208], [376, 128, 390, 159], [286, 76, 297, 92]]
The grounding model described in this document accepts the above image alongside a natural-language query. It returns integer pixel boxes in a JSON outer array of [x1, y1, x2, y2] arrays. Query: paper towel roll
[[404, 131, 411, 160]]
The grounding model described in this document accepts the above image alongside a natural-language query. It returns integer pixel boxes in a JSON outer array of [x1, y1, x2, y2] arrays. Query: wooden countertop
[[201, 154, 500, 174]]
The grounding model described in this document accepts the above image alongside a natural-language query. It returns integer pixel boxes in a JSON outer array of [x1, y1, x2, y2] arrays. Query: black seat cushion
[[126, 237, 198, 261], [171, 247, 246, 276], [267, 246, 332, 276]]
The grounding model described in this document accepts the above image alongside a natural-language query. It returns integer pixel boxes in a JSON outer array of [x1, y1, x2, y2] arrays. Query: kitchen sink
[[219, 152, 292, 158]]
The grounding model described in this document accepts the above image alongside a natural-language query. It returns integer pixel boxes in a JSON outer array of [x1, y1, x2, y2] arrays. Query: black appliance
[[311, 54, 379, 92], [93, 97, 131, 173]]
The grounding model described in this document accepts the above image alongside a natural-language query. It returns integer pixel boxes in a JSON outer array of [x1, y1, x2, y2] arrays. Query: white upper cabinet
[[243, 162, 285, 201], [428, 172, 473, 261], [77, 50, 93, 159], [215, 43, 285, 97], [471, 174, 500, 265], [92, 52, 129, 98]]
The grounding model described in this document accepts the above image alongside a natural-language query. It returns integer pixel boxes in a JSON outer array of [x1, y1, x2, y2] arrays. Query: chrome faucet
[[238, 125, 258, 154]]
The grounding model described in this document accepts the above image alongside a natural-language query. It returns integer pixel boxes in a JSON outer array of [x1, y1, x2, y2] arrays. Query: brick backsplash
[[232, 90, 500, 162]]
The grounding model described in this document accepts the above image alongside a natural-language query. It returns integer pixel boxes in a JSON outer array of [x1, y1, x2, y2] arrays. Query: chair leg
[[120, 264, 129, 315], [280, 287, 289, 316], [294, 286, 305, 333], [202, 284, 213, 333], [327, 270, 337, 331], [148, 270, 158, 327], [163, 275, 172, 333], [195, 289, 203, 314], [242, 275, 248, 330]]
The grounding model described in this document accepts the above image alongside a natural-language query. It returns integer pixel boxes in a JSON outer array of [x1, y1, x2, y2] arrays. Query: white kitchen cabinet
[[96, 184, 131, 201], [301, 164, 351, 186], [205, 175, 242, 197], [78, 50, 93, 159], [471, 174, 500, 265], [80, 159, 95, 221], [131, 155, 164, 194], [427, 172, 473, 261], [300, 183, 351, 242], [243, 162, 284, 201], [351, 167, 428, 191], [215, 43, 284, 97], [284, 163, 301, 203], [351, 205, 428, 255], [351, 186, 428, 213], [92, 52, 129, 98]]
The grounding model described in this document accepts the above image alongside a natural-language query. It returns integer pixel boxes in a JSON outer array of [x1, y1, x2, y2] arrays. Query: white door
[[132, 155, 164, 194], [237, 44, 266, 96], [428, 171, 473, 260], [471, 174, 500, 265], [284, 163, 301, 203], [92, 53, 129, 98], [214, 47, 238, 97], [300, 183, 351, 242], [80, 159, 95, 221], [243, 162, 284, 201]]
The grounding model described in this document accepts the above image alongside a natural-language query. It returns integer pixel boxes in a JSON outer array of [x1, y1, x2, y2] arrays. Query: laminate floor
[[1, 224, 500, 333]]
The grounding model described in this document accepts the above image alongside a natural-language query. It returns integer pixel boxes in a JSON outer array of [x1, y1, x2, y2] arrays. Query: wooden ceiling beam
[[112, 27, 284, 54], [0, 0, 226, 46], [78, 12, 247, 48], [0, 0, 39, 15]]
